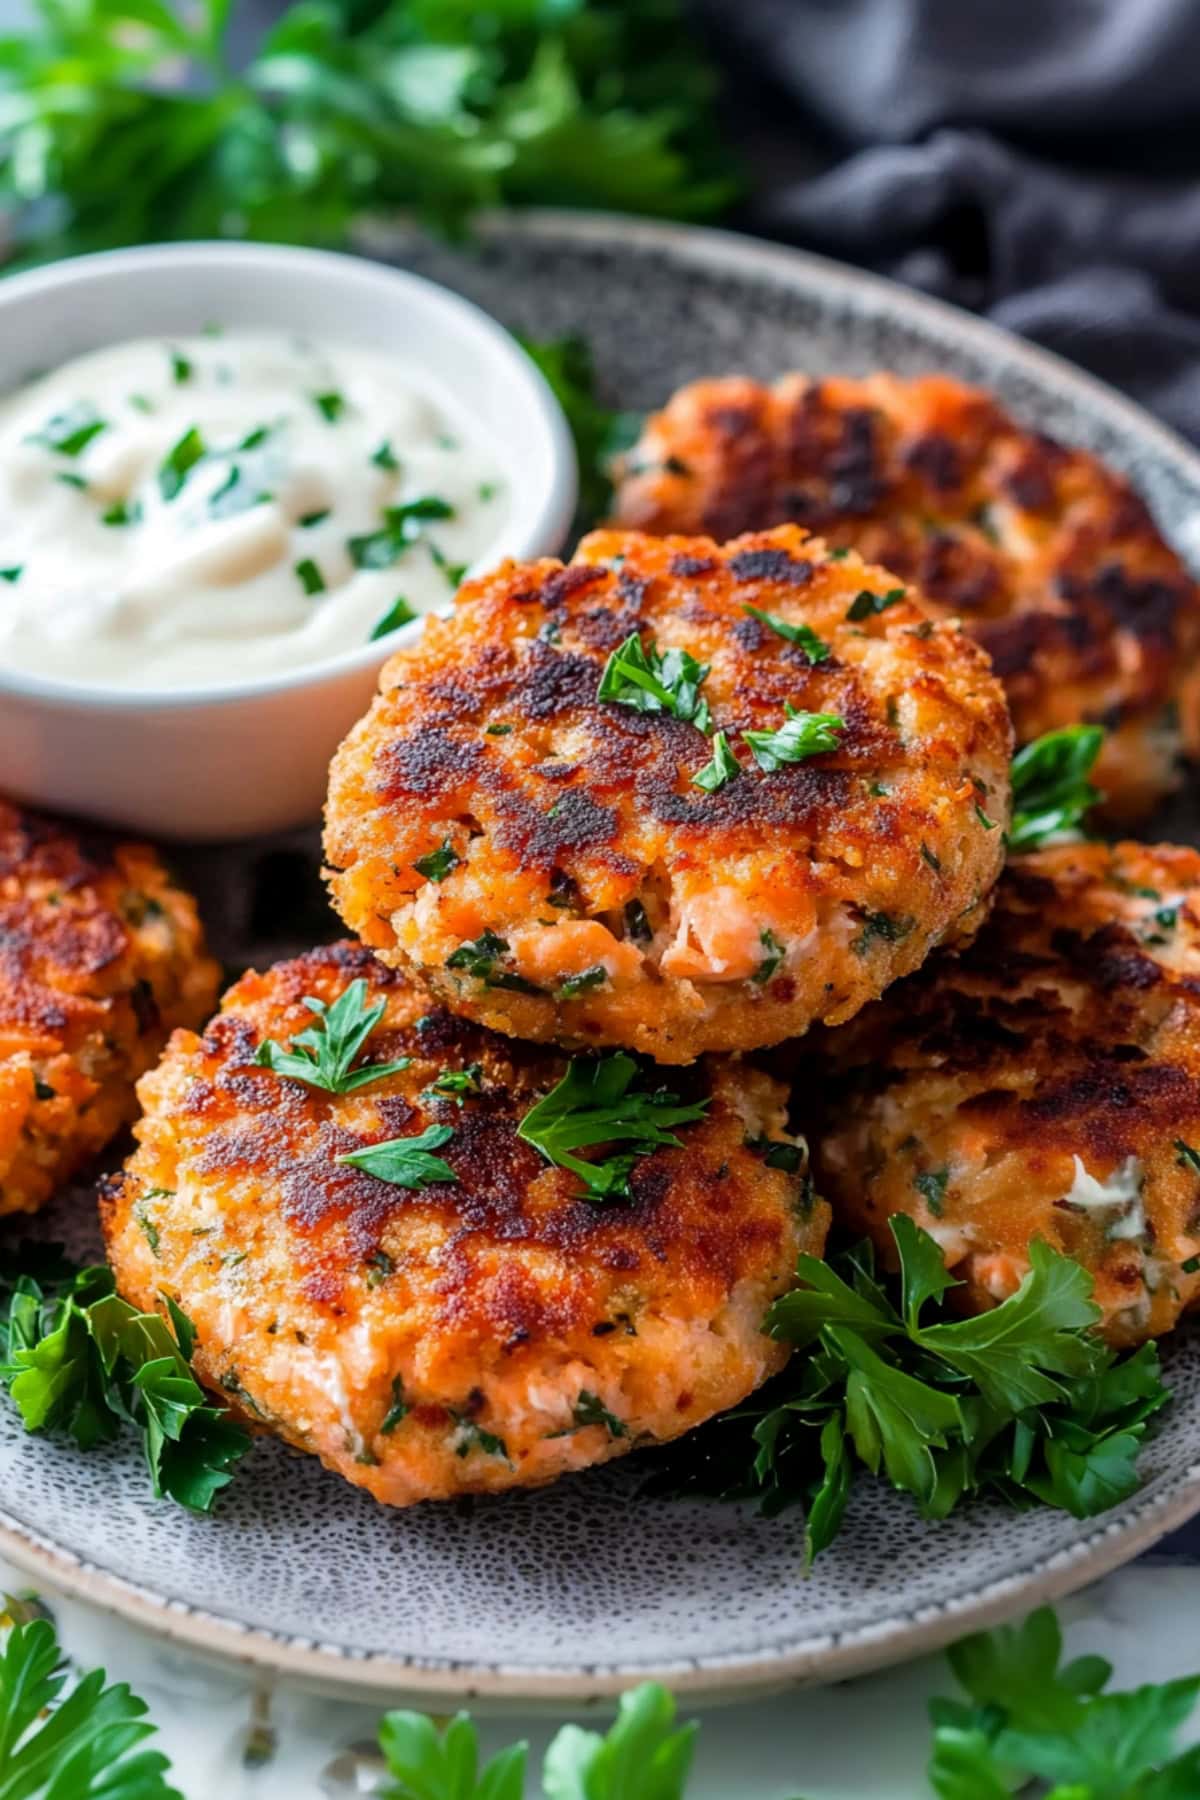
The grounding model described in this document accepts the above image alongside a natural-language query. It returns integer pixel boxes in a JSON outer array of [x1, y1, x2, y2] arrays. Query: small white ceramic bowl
[[0, 243, 576, 840]]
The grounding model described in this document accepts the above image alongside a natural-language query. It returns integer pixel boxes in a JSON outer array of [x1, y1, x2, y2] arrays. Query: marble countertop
[[12, 1540, 1200, 1798]]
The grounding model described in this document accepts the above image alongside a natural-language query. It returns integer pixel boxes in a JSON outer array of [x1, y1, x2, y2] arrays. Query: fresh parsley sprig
[[518, 1052, 710, 1200], [253, 978, 412, 1095], [645, 1220, 1169, 1562], [380, 1679, 696, 1800], [0, 1604, 182, 1800], [928, 1605, 1200, 1799], [743, 705, 845, 772], [598, 634, 713, 733], [1009, 725, 1105, 852], [743, 603, 830, 662], [337, 1124, 457, 1190], [0, 1260, 249, 1514], [0, 0, 736, 271]]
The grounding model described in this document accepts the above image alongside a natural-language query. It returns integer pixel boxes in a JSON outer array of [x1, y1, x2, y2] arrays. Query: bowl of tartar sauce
[[0, 243, 576, 838]]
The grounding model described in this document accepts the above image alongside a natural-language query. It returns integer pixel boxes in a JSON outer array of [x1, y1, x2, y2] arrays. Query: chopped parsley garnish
[[914, 1167, 949, 1215], [975, 800, 999, 830], [486, 722, 513, 737], [852, 910, 915, 954], [920, 841, 941, 872], [56, 471, 87, 489], [427, 1064, 483, 1100], [0, 566, 22, 582], [337, 1124, 457, 1190], [1184, 1255, 1200, 1275], [597, 633, 712, 732], [452, 1415, 508, 1460], [846, 586, 905, 621], [645, 1221, 1170, 1563], [370, 595, 417, 640], [169, 346, 192, 383], [558, 965, 608, 999], [1176, 1139, 1200, 1175], [447, 930, 511, 980], [745, 1133, 803, 1173], [32, 1075, 54, 1100], [1009, 725, 1105, 852], [157, 425, 206, 500], [28, 402, 106, 457], [238, 423, 271, 451], [348, 496, 455, 570], [0, 1258, 250, 1511], [294, 556, 325, 596], [370, 440, 400, 471], [742, 603, 830, 662], [299, 508, 330, 528], [828, 546, 851, 559], [752, 928, 785, 984], [312, 389, 346, 423], [517, 1051, 710, 1201], [743, 705, 844, 772], [253, 977, 411, 1094], [100, 498, 140, 526], [567, 1390, 627, 1438], [691, 729, 741, 792], [380, 1376, 409, 1433], [414, 840, 460, 882], [429, 540, 468, 589]]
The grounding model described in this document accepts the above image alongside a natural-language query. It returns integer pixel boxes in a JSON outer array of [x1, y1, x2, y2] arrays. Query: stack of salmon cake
[[105, 521, 1015, 1506]]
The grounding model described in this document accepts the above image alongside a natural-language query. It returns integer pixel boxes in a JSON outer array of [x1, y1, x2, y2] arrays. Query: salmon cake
[[324, 526, 1011, 1063], [805, 841, 1200, 1346], [0, 800, 219, 1216], [612, 372, 1200, 820], [101, 942, 826, 1506]]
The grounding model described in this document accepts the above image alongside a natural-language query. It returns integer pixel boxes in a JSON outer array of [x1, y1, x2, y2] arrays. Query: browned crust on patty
[[612, 373, 1200, 819], [324, 526, 1011, 1062], [102, 943, 825, 1503], [0, 800, 219, 1214], [803, 841, 1200, 1344]]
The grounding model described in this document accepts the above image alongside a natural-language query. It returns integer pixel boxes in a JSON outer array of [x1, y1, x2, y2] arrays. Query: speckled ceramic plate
[[4, 212, 1200, 1707]]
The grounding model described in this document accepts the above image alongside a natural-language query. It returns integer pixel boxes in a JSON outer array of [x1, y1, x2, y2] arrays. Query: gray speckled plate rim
[[4, 208, 1200, 1708]]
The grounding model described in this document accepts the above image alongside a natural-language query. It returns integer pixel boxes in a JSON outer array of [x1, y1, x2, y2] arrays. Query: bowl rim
[[0, 240, 578, 712]]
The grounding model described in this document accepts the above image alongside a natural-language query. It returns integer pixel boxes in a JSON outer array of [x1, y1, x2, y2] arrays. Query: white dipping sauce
[[0, 333, 507, 689]]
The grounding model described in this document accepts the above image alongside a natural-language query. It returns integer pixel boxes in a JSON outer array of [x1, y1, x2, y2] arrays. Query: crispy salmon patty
[[324, 526, 1011, 1062], [804, 842, 1200, 1346], [102, 943, 826, 1506], [612, 373, 1200, 820], [0, 801, 219, 1216]]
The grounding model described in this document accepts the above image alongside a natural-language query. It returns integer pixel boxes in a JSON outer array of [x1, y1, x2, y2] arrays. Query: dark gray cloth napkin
[[695, 0, 1200, 443]]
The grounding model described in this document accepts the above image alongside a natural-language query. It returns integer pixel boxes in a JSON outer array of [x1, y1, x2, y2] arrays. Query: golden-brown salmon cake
[[0, 801, 219, 1216], [324, 526, 1011, 1064], [101, 942, 826, 1506], [804, 841, 1200, 1346], [612, 373, 1200, 821]]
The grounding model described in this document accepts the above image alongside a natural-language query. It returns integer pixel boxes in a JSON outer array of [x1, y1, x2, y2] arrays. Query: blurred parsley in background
[[0, 0, 737, 266]]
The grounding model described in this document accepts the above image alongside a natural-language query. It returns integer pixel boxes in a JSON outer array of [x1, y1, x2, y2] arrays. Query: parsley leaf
[[517, 1052, 710, 1201], [337, 1125, 457, 1191], [414, 840, 460, 883], [348, 497, 454, 571], [928, 1605, 1200, 1800], [0, 1259, 249, 1513], [598, 633, 712, 732], [27, 403, 106, 457], [253, 977, 411, 1095], [1009, 725, 1105, 852], [0, 1606, 181, 1799], [692, 730, 741, 792], [743, 704, 844, 771], [370, 595, 417, 641], [541, 1681, 697, 1800], [312, 389, 345, 423], [157, 426, 205, 501], [742, 603, 830, 662], [446, 931, 541, 992], [378, 1708, 526, 1800], [644, 1221, 1169, 1561], [846, 586, 905, 621], [294, 556, 325, 596]]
